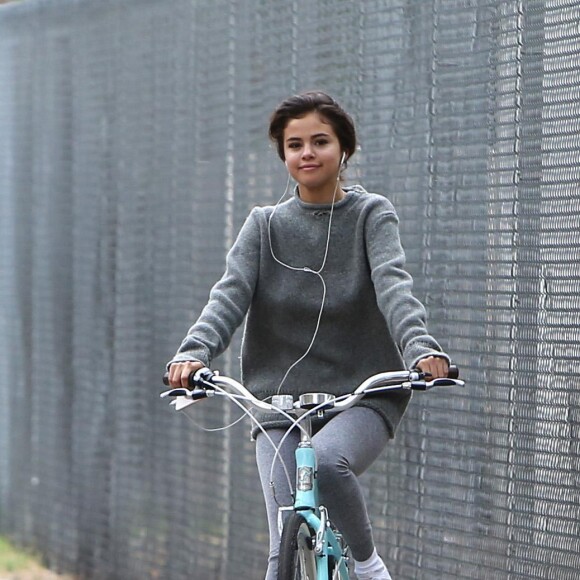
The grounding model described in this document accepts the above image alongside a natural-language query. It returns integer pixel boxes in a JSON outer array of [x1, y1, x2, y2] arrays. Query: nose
[[301, 145, 315, 158]]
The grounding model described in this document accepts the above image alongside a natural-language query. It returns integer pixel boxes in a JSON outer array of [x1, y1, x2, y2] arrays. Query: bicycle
[[161, 366, 463, 579]]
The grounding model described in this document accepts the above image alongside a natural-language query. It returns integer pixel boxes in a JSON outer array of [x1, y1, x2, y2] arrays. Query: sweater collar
[[293, 184, 365, 211]]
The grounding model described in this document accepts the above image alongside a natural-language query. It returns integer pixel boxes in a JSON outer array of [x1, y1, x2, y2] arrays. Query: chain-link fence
[[1, 0, 579, 578]]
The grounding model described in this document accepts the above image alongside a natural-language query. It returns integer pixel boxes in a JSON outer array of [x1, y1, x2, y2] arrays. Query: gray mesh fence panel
[[1, 0, 580, 578]]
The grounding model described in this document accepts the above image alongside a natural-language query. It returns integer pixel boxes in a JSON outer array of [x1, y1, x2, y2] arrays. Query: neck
[[298, 182, 345, 204]]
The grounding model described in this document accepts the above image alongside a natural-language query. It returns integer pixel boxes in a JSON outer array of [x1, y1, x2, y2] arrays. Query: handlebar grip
[[448, 364, 459, 379], [162, 367, 216, 388]]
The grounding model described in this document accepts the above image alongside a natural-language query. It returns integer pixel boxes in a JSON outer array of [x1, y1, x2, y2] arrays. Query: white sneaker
[[354, 548, 392, 580]]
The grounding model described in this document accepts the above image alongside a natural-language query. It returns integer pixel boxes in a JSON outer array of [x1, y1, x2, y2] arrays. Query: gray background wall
[[1, 0, 579, 578]]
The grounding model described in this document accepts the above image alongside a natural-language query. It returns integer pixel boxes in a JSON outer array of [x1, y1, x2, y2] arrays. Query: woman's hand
[[416, 356, 449, 379], [168, 361, 204, 387]]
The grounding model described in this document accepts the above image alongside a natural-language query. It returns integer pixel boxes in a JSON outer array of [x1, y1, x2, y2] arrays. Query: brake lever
[[160, 388, 191, 398], [423, 378, 465, 390], [160, 387, 212, 400]]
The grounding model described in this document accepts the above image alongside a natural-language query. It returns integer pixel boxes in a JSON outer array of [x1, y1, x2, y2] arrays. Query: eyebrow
[[285, 132, 331, 142]]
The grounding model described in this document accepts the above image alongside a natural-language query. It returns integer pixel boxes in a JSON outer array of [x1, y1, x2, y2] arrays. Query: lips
[[299, 164, 320, 170]]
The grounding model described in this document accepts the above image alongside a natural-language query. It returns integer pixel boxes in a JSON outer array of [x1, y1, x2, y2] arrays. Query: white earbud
[[340, 152, 346, 167]]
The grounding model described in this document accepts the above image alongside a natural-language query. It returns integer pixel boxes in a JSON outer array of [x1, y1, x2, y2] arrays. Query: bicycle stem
[[298, 412, 313, 445]]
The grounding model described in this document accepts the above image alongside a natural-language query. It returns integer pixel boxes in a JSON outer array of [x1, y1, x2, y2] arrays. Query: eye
[[287, 142, 301, 149], [315, 139, 329, 146]]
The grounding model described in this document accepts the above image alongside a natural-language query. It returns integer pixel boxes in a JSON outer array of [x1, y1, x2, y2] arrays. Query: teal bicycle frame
[[289, 414, 349, 579]]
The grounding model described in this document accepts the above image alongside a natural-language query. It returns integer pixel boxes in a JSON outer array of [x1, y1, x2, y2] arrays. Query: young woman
[[167, 92, 450, 580]]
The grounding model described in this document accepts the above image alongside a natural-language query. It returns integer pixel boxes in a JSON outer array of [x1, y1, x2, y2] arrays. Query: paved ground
[[0, 564, 75, 580]]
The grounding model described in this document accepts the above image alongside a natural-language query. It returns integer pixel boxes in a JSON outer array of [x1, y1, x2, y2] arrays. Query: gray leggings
[[255, 406, 390, 580]]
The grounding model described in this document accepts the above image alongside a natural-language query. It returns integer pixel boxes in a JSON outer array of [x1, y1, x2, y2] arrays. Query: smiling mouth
[[299, 165, 320, 170]]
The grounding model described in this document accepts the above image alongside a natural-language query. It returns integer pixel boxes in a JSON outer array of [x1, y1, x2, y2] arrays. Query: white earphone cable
[[267, 154, 344, 394]]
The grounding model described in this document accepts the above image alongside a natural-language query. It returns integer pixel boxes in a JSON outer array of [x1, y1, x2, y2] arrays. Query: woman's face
[[283, 112, 343, 200]]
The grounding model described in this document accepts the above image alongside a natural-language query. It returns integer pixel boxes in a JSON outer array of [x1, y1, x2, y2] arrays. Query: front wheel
[[277, 512, 318, 580]]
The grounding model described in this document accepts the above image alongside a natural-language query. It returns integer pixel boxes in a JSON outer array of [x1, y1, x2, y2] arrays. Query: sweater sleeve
[[365, 199, 449, 370], [167, 208, 261, 368]]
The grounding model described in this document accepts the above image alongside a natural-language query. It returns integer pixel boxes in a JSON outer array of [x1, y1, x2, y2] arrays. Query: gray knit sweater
[[169, 185, 448, 437]]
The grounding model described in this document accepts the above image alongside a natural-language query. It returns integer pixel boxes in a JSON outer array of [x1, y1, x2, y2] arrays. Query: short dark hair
[[268, 91, 357, 163]]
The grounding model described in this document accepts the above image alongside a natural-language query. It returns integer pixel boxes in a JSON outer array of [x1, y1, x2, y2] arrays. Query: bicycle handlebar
[[161, 365, 464, 415]]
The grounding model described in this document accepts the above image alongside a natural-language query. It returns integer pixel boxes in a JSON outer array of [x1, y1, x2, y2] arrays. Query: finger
[[433, 357, 449, 379], [428, 360, 439, 378], [417, 356, 445, 378], [416, 358, 432, 376], [182, 361, 203, 387], [168, 364, 180, 387], [429, 358, 441, 379], [180, 365, 192, 388]]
